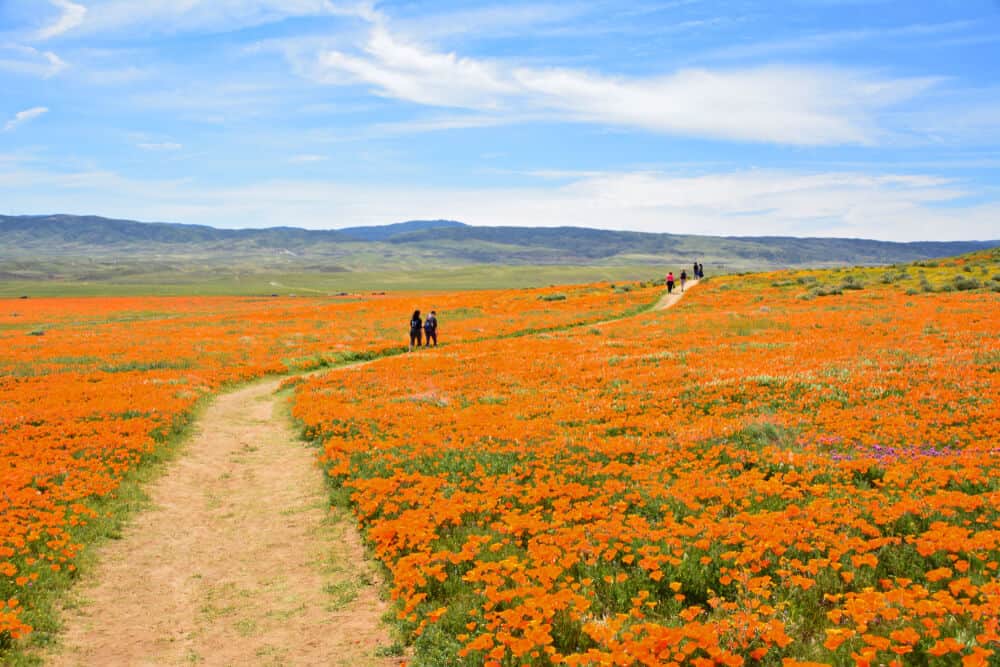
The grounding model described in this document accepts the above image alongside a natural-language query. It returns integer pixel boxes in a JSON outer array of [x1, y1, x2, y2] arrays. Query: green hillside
[[1, 214, 996, 295]]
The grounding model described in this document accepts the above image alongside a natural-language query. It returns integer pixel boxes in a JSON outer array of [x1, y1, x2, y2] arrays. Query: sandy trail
[[45, 375, 397, 667], [653, 279, 699, 310], [594, 279, 699, 329]]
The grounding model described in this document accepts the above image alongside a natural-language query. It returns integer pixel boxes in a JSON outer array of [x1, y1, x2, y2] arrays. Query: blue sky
[[1, 0, 999, 240]]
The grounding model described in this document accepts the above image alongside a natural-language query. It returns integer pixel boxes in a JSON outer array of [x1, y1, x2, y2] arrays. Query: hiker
[[680, 270, 687, 292], [666, 271, 675, 294], [693, 262, 699, 280], [698, 262, 704, 279], [424, 310, 438, 347], [409, 310, 423, 350]]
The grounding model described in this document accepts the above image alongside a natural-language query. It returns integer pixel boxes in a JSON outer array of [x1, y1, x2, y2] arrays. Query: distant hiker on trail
[[409, 310, 423, 350], [680, 270, 687, 292], [698, 262, 704, 279], [424, 310, 438, 347], [666, 271, 675, 294], [693, 262, 699, 279]]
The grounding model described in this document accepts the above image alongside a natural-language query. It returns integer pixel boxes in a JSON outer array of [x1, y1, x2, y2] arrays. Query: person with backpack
[[666, 271, 675, 294], [409, 310, 422, 350], [423, 310, 438, 347], [698, 262, 704, 279]]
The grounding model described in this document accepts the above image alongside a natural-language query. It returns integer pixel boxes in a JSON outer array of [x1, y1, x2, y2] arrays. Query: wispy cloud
[[75, 0, 375, 36], [365, 114, 535, 136], [389, 3, 589, 42], [305, 23, 936, 146], [37, 0, 88, 40], [697, 20, 977, 62], [288, 154, 327, 163], [4, 107, 49, 132], [0, 44, 67, 78], [2, 162, 994, 241], [137, 142, 183, 151], [84, 65, 152, 85], [130, 81, 284, 115]]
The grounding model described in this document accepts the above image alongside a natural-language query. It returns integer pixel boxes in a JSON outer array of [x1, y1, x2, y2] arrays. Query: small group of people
[[408, 309, 438, 350], [665, 261, 705, 294]]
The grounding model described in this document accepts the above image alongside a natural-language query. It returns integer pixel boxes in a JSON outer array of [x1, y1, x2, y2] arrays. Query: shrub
[[952, 276, 981, 291], [809, 285, 843, 297], [840, 276, 864, 291]]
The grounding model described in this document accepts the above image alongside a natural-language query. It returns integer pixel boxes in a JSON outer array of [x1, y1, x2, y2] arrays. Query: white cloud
[[0, 45, 67, 77], [317, 25, 518, 109], [1, 163, 995, 241], [76, 0, 374, 35], [891, 88, 1000, 145], [362, 113, 538, 137], [37, 0, 88, 40], [390, 3, 588, 42], [84, 65, 151, 85], [4, 107, 49, 132], [130, 82, 283, 118], [698, 20, 976, 62], [137, 142, 183, 151], [307, 24, 936, 146], [288, 154, 327, 163]]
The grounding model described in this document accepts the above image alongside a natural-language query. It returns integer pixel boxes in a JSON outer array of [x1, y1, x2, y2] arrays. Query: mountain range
[[1, 214, 997, 284]]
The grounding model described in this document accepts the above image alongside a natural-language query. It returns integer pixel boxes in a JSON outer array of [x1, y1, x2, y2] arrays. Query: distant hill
[[1, 214, 997, 283], [339, 219, 466, 242], [386, 225, 998, 266], [0, 214, 349, 247]]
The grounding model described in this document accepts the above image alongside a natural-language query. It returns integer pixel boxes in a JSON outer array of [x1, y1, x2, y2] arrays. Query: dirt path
[[593, 279, 699, 329], [653, 279, 699, 310], [45, 375, 398, 667]]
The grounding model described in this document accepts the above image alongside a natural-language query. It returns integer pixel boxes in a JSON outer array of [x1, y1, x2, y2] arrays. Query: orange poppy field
[[291, 252, 1000, 666], [2, 252, 999, 665], [0, 283, 655, 649]]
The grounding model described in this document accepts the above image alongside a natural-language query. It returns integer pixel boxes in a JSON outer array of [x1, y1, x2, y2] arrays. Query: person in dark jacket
[[409, 310, 422, 350], [424, 310, 438, 347]]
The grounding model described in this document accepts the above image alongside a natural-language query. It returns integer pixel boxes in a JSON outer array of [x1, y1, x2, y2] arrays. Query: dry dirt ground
[[44, 376, 400, 667], [41, 283, 699, 666], [654, 279, 699, 310]]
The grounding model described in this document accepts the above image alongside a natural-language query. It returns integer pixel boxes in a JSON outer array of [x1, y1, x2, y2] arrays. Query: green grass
[[0, 265, 672, 297]]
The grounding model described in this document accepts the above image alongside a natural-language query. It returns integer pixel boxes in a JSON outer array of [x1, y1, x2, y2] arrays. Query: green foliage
[[804, 284, 843, 298], [99, 359, 193, 373], [951, 275, 981, 291]]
